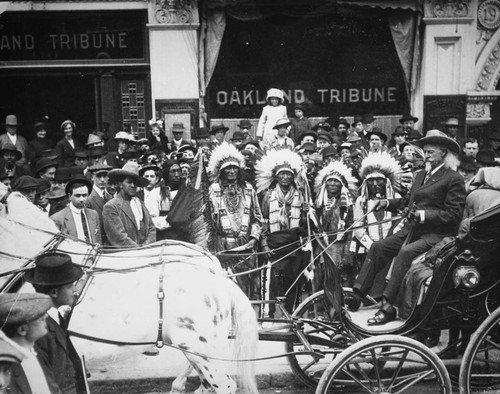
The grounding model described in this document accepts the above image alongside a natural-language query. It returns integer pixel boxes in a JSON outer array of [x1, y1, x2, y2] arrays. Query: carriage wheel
[[316, 335, 452, 394], [286, 289, 375, 388], [459, 305, 500, 393]]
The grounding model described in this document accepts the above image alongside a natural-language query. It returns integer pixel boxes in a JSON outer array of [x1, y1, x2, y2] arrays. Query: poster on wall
[[155, 99, 199, 142]]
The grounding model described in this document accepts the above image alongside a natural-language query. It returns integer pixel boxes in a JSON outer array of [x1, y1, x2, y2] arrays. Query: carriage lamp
[[453, 266, 480, 289]]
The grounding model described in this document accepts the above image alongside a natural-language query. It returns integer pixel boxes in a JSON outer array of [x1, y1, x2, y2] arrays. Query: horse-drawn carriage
[[1, 184, 500, 394]]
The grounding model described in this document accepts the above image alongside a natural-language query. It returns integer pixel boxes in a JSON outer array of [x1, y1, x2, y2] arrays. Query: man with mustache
[[351, 130, 466, 326]]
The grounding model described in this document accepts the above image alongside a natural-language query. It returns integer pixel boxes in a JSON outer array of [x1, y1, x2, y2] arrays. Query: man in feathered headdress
[[256, 149, 307, 315], [207, 142, 263, 300], [314, 160, 358, 286], [350, 152, 402, 297]]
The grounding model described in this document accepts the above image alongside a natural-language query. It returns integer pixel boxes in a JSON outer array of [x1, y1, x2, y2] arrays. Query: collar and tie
[[80, 209, 90, 242]]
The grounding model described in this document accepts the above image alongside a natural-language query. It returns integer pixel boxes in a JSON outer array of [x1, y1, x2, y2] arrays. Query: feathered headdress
[[207, 142, 245, 182], [255, 148, 304, 193], [314, 160, 358, 207], [359, 152, 402, 198]]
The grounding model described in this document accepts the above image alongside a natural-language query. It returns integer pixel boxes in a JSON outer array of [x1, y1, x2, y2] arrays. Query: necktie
[[81, 210, 90, 242], [423, 171, 431, 184]]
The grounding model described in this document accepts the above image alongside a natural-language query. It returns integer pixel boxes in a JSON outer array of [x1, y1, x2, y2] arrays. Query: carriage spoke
[[370, 348, 383, 388], [392, 370, 435, 394], [339, 364, 375, 393], [386, 348, 410, 391]]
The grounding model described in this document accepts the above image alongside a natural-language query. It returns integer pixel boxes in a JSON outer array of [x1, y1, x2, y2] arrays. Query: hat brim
[[210, 127, 229, 134], [414, 135, 461, 155], [108, 169, 150, 187], [0, 150, 22, 161], [139, 165, 160, 176], [399, 117, 418, 124], [366, 131, 387, 143], [65, 177, 92, 195], [24, 263, 83, 286], [36, 162, 58, 174]]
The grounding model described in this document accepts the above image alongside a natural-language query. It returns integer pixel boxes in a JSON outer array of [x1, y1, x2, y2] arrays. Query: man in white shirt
[[0, 293, 53, 394], [50, 174, 102, 244]]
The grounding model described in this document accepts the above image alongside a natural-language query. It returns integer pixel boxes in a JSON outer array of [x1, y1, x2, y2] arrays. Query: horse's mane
[[3, 191, 59, 233]]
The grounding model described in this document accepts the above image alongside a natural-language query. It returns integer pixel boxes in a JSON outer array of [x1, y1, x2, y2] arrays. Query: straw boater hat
[[414, 129, 460, 156], [359, 152, 402, 197], [273, 118, 291, 129], [255, 149, 304, 193], [108, 161, 149, 187], [314, 160, 358, 207], [114, 131, 130, 141], [207, 142, 245, 182]]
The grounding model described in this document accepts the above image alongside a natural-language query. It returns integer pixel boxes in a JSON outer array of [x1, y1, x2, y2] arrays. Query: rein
[[67, 329, 324, 363]]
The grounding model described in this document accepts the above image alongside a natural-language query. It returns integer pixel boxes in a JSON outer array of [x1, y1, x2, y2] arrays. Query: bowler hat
[[415, 129, 461, 156], [441, 117, 460, 127], [13, 176, 38, 191], [74, 148, 88, 159], [312, 122, 332, 132], [367, 127, 387, 143], [54, 167, 72, 183], [237, 119, 252, 129], [298, 131, 317, 143], [337, 119, 350, 129], [196, 127, 210, 139], [108, 161, 149, 188], [352, 114, 364, 126], [210, 124, 229, 134], [0, 293, 52, 326], [301, 142, 316, 153], [459, 156, 478, 172], [40, 149, 59, 161], [317, 131, 333, 143], [407, 129, 423, 141], [392, 126, 408, 136], [399, 114, 419, 124], [0, 337, 24, 364], [476, 150, 497, 166], [139, 164, 161, 176], [36, 179, 51, 195], [87, 146, 107, 158], [322, 145, 338, 159], [65, 174, 92, 195], [231, 131, 246, 140], [0, 143, 22, 161], [87, 163, 112, 174], [25, 252, 83, 286], [172, 123, 186, 133], [33, 121, 47, 133], [3, 115, 20, 127], [273, 118, 291, 130]]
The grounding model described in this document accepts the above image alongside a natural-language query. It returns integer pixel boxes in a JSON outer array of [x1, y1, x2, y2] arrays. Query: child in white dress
[[257, 88, 287, 145]]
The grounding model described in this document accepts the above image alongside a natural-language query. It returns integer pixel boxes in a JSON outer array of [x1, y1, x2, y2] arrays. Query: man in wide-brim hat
[[103, 161, 156, 247], [399, 114, 419, 128], [353, 129, 466, 326], [25, 252, 88, 393], [0, 115, 29, 170], [441, 117, 460, 139]]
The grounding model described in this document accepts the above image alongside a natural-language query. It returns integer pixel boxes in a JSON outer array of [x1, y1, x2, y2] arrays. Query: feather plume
[[207, 142, 245, 183], [314, 160, 358, 196], [359, 152, 402, 190], [255, 148, 304, 193]]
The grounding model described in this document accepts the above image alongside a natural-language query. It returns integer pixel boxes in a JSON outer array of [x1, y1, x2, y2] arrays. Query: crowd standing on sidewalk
[[1, 87, 500, 391]]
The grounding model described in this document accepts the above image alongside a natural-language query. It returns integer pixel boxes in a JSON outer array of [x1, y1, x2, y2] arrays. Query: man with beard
[[103, 162, 156, 247], [352, 130, 465, 326], [256, 149, 307, 316], [207, 142, 263, 300]]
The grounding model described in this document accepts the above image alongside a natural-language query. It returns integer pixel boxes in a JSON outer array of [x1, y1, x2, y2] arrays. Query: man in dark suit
[[50, 175, 102, 244], [26, 252, 88, 394], [103, 161, 156, 247], [352, 129, 466, 325], [86, 163, 113, 243]]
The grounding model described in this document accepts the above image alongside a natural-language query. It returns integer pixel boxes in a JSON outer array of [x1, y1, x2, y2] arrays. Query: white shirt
[[130, 197, 143, 228], [69, 203, 90, 241], [21, 349, 52, 394], [67, 138, 75, 149], [143, 187, 161, 217], [8, 133, 17, 145], [93, 184, 104, 198]]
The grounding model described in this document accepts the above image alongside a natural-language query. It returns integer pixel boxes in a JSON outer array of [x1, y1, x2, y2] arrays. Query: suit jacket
[[387, 166, 466, 238], [35, 316, 86, 394], [102, 194, 156, 247], [55, 138, 79, 167], [0, 133, 29, 167], [50, 206, 102, 244]]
